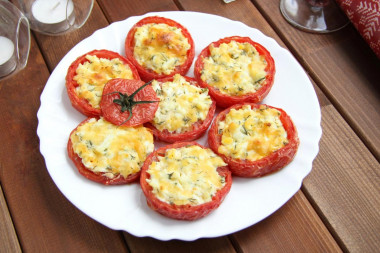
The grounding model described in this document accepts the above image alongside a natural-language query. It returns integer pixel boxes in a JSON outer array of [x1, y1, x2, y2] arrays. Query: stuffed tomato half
[[194, 36, 275, 108], [140, 141, 232, 221], [125, 16, 195, 82], [66, 49, 140, 117], [208, 103, 299, 177], [144, 74, 216, 143], [67, 117, 154, 185]]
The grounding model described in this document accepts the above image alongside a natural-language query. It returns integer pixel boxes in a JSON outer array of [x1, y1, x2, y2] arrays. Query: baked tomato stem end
[[103, 80, 159, 125]]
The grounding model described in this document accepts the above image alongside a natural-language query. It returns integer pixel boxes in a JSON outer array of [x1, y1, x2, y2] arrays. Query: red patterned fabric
[[336, 0, 380, 58]]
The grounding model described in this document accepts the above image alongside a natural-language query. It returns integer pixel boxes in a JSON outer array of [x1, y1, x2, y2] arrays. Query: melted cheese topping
[[146, 145, 227, 206], [133, 23, 191, 74], [201, 41, 267, 96], [218, 105, 288, 161], [73, 55, 134, 109], [70, 118, 154, 179], [152, 74, 212, 133]]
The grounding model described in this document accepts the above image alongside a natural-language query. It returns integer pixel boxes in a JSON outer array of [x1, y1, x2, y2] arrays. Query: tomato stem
[[104, 80, 159, 125]]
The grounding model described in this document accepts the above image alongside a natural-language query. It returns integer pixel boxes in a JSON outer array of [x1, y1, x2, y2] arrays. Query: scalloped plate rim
[[37, 11, 322, 241]]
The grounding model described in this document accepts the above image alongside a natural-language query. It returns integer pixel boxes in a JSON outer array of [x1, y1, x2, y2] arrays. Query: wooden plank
[[0, 185, 22, 253], [124, 234, 236, 253], [98, 0, 179, 22], [303, 105, 380, 252], [231, 191, 341, 252], [252, 0, 380, 160], [0, 6, 129, 253]]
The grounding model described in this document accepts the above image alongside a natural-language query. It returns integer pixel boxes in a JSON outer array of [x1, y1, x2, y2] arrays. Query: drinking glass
[[15, 0, 94, 35], [280, 0, 349, 33], [0, 0, 30, 79]]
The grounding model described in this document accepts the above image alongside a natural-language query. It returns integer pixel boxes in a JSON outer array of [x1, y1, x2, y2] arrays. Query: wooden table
[[1, 0, 379, 252]]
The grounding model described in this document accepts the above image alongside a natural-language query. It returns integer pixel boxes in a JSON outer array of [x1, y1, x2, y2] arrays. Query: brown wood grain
[[1, 0, 378, 252], [0, 185, 21, 253], [178, 0, 284, 47], [124, 234, 236, 253], [251, 0, 380, 161], [0, 5, 129, 253], [98, 0, 179, 22], [231, 191, 341, 253], [304, 105, 380, 252]]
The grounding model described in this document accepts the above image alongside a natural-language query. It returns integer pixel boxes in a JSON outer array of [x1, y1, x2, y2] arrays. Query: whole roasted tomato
[[66, 49, 140, 117], [100, 78, 159, 127], [140, 141, 232, 221], [144, 75, 216, 143], [125, 16, 195, 82], [208, 103, 299, 177], [194, 36, 275, 108]]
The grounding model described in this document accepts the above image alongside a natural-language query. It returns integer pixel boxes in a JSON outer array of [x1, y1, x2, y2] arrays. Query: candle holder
[[0, 0, 30, 80], [15, 0, 94, 36], [280, 0, 349, 33]]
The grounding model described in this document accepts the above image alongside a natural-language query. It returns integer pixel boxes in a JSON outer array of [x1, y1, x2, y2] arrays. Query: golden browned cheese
[[218, 105, 288, 161], [73, 55, 134, 108], [146, 145, 226, 206], [133, 23, 191, 74], [70, 118, 154, 179], [201, 41, 267, 96], [151, 74, 212, 133]]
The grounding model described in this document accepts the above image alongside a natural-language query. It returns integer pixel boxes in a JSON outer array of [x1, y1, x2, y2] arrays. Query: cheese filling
[[133, 23, 191, 74], [146, 145, 227, 206], [152, 74, 212, 133], [73, 55, 134, 109], [201, 41, 267, 96], [70, 118, 154, 179], [218, 105, 288, 161]]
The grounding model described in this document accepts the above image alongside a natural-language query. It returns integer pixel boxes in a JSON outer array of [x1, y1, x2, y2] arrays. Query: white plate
[[37, 11, 322, 241]]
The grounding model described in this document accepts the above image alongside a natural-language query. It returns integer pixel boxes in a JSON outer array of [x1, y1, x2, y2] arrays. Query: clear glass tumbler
[[0, 0, 30, 79], [15, 0, 94, 35], [280, 0, 349, 33]]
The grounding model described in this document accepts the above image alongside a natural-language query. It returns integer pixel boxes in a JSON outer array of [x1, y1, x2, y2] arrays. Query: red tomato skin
[[125, 16, 195, 82], [140, 141, 232, 221], [144, 76, 216, 143], [100, 78, 159, 127], [66, 49, 140, 117], [194, 36, 275, 108], [208, 103, 299, 177], [67, 117, 141, 185]]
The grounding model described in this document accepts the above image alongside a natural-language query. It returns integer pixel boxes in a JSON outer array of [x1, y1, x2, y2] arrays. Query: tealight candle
[[31, 0, 75, 34], [0, 36, 17, 77]]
